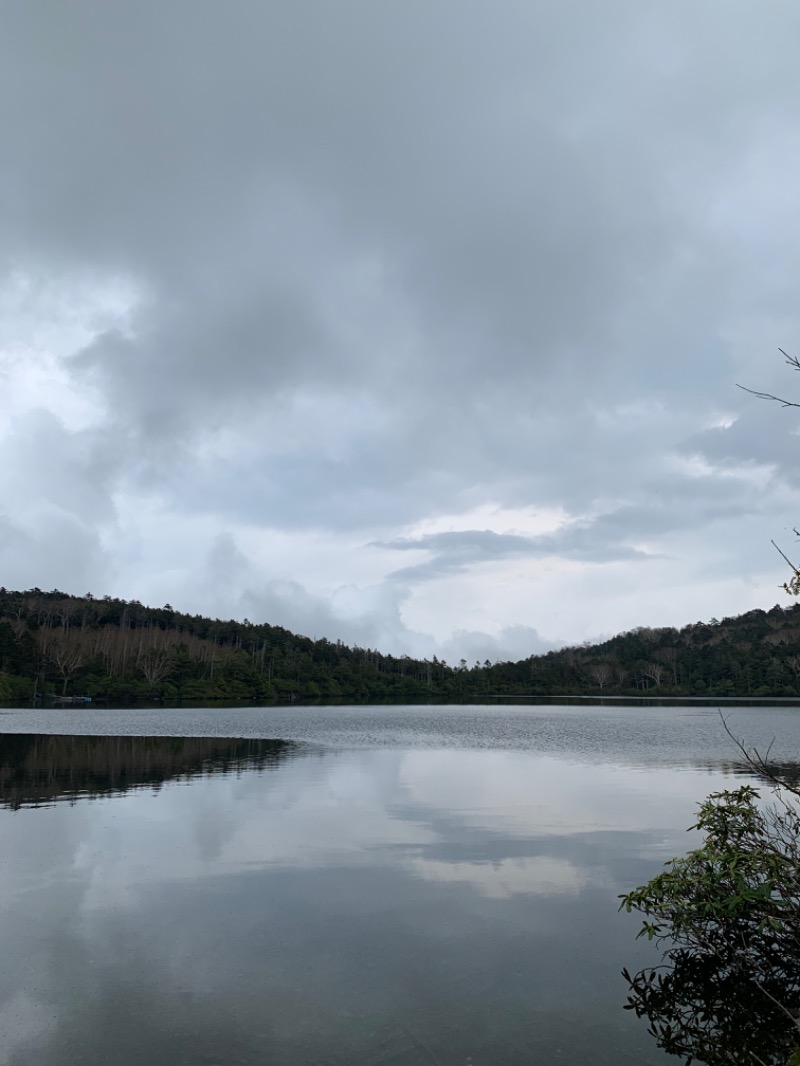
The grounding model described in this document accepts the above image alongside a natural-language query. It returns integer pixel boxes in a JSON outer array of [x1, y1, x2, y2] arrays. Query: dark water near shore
[[0, 704, 797, 1065]]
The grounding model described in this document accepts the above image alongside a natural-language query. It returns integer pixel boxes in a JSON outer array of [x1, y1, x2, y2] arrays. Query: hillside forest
[[1, 588, 800, 703]]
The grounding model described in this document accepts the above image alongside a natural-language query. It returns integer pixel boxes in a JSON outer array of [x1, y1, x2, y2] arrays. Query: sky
[[1, 1, 800, 664]]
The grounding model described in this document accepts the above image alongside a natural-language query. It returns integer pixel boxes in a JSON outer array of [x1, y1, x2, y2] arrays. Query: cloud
[[377, 527, 651, 585], [0, 1, 798, 655], [439, 626, 553, 665]]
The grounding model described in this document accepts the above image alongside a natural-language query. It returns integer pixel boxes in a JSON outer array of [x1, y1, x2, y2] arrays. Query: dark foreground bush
[[621, 781, 800, 1065]]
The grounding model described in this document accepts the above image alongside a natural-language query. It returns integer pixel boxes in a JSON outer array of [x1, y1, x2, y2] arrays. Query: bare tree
[[641, 662, 664, 687], [655, 646, 679, 685], [588, 663, 612, 689], [139, 650, 172, 689], [49, 634, 86, 695], [765, 630, 793, 647]]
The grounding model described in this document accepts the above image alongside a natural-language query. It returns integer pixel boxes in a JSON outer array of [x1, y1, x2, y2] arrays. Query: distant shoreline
[[4, 694, 800, 710]]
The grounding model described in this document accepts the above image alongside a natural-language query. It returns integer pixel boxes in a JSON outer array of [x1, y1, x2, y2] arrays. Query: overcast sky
[[1, 1, 799, 662]]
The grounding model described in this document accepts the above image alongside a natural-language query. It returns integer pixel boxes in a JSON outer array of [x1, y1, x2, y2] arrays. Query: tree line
[[0, 587, 799, 703]]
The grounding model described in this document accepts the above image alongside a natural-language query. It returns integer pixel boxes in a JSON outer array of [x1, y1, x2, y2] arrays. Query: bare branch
[[772, 539, 800, 576], [735, 383, 800, 409], [737, 349, 800, 409], [718, 710, 800, 799]]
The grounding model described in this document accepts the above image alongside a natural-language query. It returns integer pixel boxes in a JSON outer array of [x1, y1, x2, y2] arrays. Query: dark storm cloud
[[4, 1, 797, 440]]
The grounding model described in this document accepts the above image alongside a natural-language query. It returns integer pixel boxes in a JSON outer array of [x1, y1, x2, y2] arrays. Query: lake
[[0, 703, 797, 1065]]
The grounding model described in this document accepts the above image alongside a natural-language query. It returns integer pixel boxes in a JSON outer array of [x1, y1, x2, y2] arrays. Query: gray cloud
[[378, 527, 650, 584], [0, 1, 798, 653]]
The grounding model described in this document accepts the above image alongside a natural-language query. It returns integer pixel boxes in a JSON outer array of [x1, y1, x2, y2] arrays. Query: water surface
[[0, 704, 795, 1064]]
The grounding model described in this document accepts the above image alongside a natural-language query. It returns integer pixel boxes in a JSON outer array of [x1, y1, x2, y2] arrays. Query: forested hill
[[1, 587, 800, 702]]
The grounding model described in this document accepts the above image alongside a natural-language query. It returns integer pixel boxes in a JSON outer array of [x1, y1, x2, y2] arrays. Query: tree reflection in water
[[623, 948, 800, 1065], [0, 733, 300, 809]]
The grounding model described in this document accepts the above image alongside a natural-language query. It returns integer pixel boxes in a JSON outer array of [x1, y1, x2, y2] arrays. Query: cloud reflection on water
[[0, 715, 786, 1065], [6, 699, 800, 1066]]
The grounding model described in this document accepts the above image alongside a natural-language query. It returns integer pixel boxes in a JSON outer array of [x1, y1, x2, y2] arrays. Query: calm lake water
[[1, 703, 798, 1065]]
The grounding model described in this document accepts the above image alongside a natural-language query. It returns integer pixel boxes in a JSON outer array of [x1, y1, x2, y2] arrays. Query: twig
[[736, 348, 800, 409], [736, 384, 800, 409], [718, 710, 800, 801], [772, 539, 800, 575]]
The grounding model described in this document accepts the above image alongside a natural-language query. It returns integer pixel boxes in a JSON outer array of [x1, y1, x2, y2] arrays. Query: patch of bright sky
[[0, 270, 139, 434], [708, 414, 736, 430], [404, 502, 569, 539], [399, 557, 576, 643], [401, 549, 780, 648], [98, 494, 217, 605], [669, 451, 776, 488]]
